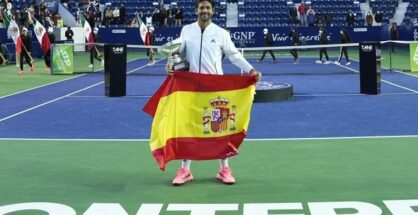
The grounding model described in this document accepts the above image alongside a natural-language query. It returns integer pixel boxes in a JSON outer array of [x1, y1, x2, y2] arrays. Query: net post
[[389, 42, 393, 73], [104, 44, 127, 97], [359, 41, 381, 95], [241, 48, 245, 75]]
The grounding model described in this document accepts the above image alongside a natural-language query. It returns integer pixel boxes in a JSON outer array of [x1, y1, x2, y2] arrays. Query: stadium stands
[[3, 0, 418, 28], [403, 0, 418, 25], [238, 0, 362, 27], [369, 0, 398, 24]]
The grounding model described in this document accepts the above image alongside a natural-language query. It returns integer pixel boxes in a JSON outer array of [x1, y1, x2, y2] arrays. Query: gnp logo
[[112, 47, 124, 54], [361, 45, 373, 52], [0, 200, 418, 215], [231, 31, 256, 47]]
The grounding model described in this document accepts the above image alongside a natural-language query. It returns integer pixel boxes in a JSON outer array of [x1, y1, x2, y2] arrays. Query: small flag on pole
[[33, 18, 51, 54], [80, 14, 94, 50]]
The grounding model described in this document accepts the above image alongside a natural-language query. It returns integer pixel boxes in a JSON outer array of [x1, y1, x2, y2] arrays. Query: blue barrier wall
[[94, 26, 418, 47], [1, 26, 417, 57]]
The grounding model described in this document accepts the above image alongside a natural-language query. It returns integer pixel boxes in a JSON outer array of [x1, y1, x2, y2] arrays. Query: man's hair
[[195, 0, 215, 9]]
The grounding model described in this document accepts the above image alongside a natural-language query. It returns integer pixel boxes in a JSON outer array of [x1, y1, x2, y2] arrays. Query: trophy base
[[254, 82, 293, 103], [173, 61, 189, 71]]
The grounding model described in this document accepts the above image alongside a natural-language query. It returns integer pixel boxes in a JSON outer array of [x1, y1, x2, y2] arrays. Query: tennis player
[[166, 0, 261, 186]]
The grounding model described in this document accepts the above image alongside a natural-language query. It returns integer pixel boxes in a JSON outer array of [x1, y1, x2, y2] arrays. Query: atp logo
[[361, 45, 373, 52], [112, 47, 124, 54]]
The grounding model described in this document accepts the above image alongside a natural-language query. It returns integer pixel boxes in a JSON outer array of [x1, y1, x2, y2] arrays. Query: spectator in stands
[[44, 16, 53, 29], [65, 26, 74, 42], [307, 9, 315, 26], [325, 10, 333, 26], [315, 11, 324, 27], [112, 6, 120, 25], [152, 8, 159, 27], [365, 11, 373, 26], [44, 27, 55, 73], [0, 37, 8, 64], [257, 28, 277, 64], [88, 27, 103, 68], [18, 9, 26, 27], [175, 6, 183, 26], [335, 29, 351, 65], [374, 11, 382, 26], [298, 1, 307, 27], [220, 5, 226, 15], [390, 22, 399, 52], [88, 3, 95, 13], [119, 4, 126, 25], [166, 9, 174, 27], [346, 10, 355, 26], [138, 11, 145, 23], [289, 27, 300, 64], [57, 15, 63, 28], [18, 27, 35, 75], [39, 0, 47, 18], [315, 27, 330, 64], [145, 10, 153, 26], [307, 5, 315, 15], [289, 4, 298, 25], [0, 5, 4, 28], [159, 6, 167, 27], [166, 0, 261, 186], [104, 6, 112, 26], [146, 26, 155, 65], [94, 0, 99, 12]]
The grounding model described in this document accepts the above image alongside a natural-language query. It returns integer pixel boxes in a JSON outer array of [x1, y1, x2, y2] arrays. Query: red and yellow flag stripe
[[143, 72, 256, 170]]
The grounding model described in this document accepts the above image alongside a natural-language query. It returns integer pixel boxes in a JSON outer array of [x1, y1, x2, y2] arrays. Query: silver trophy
[[157, 38, 189, 71]]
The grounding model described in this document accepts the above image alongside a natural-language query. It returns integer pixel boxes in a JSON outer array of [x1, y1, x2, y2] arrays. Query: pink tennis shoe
[[217, 167, 236, 185], [172, 168, 193, 186]]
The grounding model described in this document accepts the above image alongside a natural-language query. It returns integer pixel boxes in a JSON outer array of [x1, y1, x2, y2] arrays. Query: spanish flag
[[143, 72, 256, 170]]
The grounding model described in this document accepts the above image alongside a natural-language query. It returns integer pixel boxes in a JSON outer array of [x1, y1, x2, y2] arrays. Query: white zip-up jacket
[[178, 22, 253, 75]]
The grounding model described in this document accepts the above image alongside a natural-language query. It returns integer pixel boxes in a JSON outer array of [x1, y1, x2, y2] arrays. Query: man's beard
[[199, 13, 211, 21]]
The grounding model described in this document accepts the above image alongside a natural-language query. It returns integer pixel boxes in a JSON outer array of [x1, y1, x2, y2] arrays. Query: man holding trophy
[[161, 0, 261, 186]]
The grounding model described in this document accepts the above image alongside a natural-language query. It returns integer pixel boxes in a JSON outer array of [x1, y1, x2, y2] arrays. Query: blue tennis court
[[1, 57, 417, 139]]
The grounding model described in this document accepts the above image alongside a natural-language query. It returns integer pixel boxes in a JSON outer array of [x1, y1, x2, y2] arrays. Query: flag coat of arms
[[135, 14, 148, 44], [143, 72, 256, 170], [33, 19, 51, 54], [7, 20, 23, 54], [80, 14, 94, 50]]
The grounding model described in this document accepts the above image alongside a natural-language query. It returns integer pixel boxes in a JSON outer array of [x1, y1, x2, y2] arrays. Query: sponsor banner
[[0, 26, 417, 48], [52, 44, 73, 75], [411, 42, 418, 72], [0, 200, 418, 215], [36, 0, 58, 12], [97, 26, 383, 47]]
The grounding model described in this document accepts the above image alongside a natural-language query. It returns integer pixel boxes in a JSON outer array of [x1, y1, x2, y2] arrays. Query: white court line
[[0, 135, 418, 142], [0, 59, 164, 122], [0, 74, 84, 100], [294, 92, 417, 97], [335, 63, 418, 94], [0, 56, 154, 100], [68, 95, 152, 98], [68, 92, 417, 98], [0, 82, 103, 122]]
